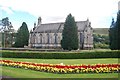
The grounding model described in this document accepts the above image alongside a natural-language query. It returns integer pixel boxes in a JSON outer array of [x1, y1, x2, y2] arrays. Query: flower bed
[[0, 60, 120, 74]]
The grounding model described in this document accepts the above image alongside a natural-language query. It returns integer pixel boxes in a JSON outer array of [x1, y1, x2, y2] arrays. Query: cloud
[[0, 0, 119, 28], [45, 16, 65, 23], [0, 6, 14, 14]]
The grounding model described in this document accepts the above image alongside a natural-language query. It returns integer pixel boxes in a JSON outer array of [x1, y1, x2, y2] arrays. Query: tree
[[14, 22, 29, 47], [0, 17, 14, 47], [93, 33, 109, 49], [116, 10, 120, 49], [2, 17, 9, 28], [109, 10, 120, 50], [61, 14, 78, 50]]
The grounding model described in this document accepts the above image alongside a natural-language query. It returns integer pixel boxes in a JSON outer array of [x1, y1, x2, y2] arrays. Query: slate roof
[[33, 20, 89, 33]]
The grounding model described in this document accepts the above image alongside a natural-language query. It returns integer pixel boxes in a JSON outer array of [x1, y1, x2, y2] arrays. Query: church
[[29, 17, 93, 49]]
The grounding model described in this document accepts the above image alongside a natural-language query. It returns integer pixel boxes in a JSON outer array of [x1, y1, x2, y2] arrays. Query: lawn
[[1, 66, 119, 78], [1, 58, 119, 65], [1, 58, 119, 78]]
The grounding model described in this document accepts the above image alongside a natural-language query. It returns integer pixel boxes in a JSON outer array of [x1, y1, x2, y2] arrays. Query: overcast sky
[[0, 0, 119, 30]]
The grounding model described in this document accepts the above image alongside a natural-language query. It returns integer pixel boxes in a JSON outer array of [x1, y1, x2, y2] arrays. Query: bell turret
[[33, 22, 36, 31], [37, 17, 42, 26]]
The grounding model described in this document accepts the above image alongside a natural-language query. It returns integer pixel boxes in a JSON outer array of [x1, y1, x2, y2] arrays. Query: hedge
[[0, 50, 120, 59]]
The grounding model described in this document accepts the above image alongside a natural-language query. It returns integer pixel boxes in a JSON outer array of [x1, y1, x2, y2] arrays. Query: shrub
[[94, 43, 109, 49], [0, 50, 119, 59]]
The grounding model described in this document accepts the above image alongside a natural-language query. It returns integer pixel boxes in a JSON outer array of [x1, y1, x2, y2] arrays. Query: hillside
[[93, 28, 109, 35]]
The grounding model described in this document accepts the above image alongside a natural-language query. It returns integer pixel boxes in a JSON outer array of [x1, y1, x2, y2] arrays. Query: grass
[[93, 28, 109, 35], [1, 66, 119, 78], [1, 58, 119, 78], [1, 58, 119, 65]]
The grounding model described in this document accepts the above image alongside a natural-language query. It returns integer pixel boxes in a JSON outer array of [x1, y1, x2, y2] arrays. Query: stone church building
[[29, 17, 93, 49]]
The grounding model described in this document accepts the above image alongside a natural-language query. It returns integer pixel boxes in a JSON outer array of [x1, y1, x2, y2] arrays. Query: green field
[[1, 58, 119, 78], [1, 66, 119, 78], [1, 58, 119, 64], [93, 28, 109, 35]]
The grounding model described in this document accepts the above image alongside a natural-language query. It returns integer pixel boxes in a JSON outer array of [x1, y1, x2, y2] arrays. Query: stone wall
[[29, 28, 93, 49], [29, 32, 62, 48]]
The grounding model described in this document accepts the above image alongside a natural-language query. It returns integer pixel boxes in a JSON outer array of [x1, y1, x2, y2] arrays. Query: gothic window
[[54, 33, 57, 44], [33, 34, 36, 44], [42, 36, 45, 44], [40, 34, 42, 44], [47, 33, 50, 44], [80, 32, 83, 43]]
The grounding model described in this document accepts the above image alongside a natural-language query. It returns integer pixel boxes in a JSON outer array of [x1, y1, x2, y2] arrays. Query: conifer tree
[[61, 14, 78, 50], [116, 10, 120, 49], [109, 10, 120, 50], [14, 22, 29, 47]]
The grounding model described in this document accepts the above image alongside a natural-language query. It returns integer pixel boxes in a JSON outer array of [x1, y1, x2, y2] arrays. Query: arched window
[[54, 33, 57, 44], [33, 34, 36, 44], [47, 33, 50, 44], [40, 34, 42, 44], [80, 32, 83, 43]]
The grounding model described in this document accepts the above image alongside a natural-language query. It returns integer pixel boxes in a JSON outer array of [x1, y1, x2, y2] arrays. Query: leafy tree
[[61, 14, 78, 50], [14, 22, 29, 47], [2, 17, 9, 27], [109, 10, 120, 50], [0, 17, 14, 47], [93, 33, 109, 49]]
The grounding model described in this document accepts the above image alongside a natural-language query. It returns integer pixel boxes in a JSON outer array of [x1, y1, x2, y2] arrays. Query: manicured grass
[[1, 58, 119, 65], [1, 66, 119, 78]]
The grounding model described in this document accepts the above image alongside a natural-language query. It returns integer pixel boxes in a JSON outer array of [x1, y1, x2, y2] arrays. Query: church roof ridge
[[40, 20, 87, 25], [33, 20, 89, 33]]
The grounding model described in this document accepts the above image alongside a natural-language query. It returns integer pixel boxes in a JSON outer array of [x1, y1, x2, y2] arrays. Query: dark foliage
[[61, 14, 78, 50], [109, 10, 120, 50], [1, 50, 120, 59], [14, 22, 29, 47]]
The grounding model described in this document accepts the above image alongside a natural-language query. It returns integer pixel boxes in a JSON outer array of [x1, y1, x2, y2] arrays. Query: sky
[[0, 0, 120, 31]]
